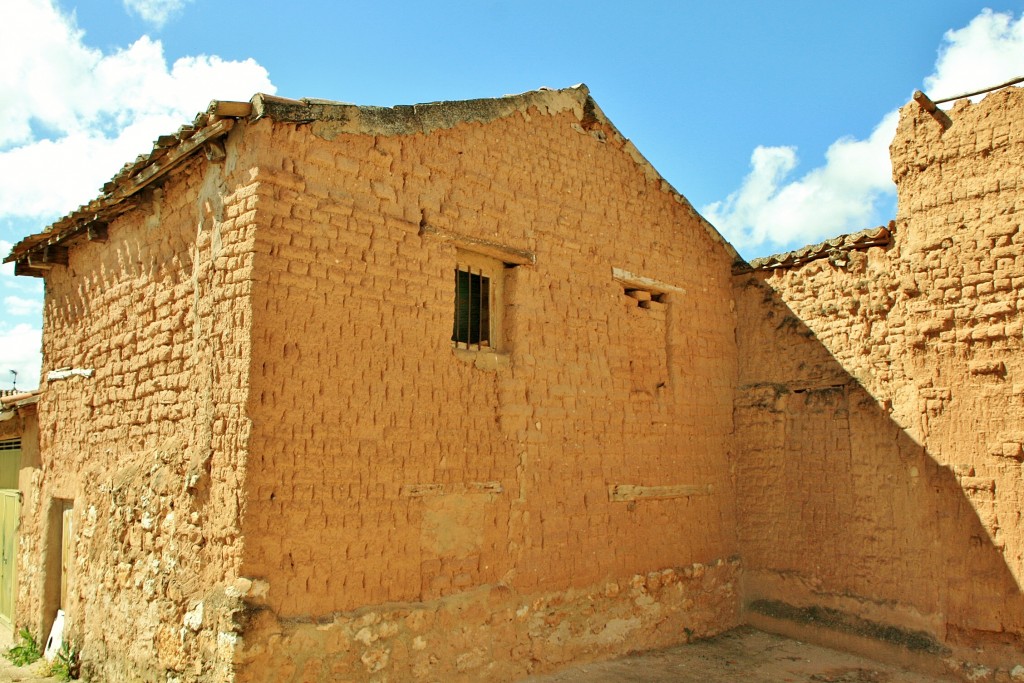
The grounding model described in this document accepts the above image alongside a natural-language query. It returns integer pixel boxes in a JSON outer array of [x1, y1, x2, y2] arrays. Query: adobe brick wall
[[733, 87, 1024, 677], [18, 134, 264, 681], [233, 93, 742, 680]]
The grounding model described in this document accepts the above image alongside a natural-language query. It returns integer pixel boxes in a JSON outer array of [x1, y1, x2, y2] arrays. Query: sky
[[1, 0, 1023, 391]]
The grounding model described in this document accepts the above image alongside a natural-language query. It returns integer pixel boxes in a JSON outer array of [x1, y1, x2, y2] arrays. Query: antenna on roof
[[8, 370, 16, 392]]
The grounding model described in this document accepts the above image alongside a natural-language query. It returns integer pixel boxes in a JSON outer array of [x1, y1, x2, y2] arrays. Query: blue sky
[[1, 0, 1023, 390]]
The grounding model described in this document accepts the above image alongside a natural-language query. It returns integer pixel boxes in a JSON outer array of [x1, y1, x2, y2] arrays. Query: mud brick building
[[3, 84, 1024, 681]]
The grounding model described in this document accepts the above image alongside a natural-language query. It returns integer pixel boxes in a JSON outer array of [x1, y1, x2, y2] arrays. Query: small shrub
[[48, 641, 80, 681], [3, 627, 42, 667]]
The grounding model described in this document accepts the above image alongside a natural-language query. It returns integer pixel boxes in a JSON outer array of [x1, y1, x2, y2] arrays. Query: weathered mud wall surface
[[734, 88, 1024, 676], [22, 130, 262, 681], [235, 91, 741, 680]]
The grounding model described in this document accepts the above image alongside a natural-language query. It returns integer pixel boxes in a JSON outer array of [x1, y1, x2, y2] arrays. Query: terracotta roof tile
[[742, 224, 893, 272]]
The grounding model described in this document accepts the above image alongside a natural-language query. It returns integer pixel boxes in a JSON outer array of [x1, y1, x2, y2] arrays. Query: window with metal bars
[[451, 250, 505, 351], [0, 439, 20, 452], [452, 268, 491, 347]]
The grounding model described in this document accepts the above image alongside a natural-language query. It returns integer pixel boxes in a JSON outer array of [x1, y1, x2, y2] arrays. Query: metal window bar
[[0, 440, 20, 451], [452, 265, 491, 350]]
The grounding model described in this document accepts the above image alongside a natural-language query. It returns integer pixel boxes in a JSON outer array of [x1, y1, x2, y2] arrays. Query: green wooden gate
[[0, 438, 21, 626]]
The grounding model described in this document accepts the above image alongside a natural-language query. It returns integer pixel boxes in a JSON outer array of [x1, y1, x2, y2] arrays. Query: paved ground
[[0, 625, 950, 682], [521, 627, 949, 683]]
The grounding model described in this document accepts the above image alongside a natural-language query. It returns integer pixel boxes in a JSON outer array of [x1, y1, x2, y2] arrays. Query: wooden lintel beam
[[912, 90, 952, 129], [608, 483, 713, 502], [211, 101, 253, 118], [13, 261, 44, 278], [612, 267, 685, 294], [25, 245, 69, 270], [913, 90, 938, 113], [27, 257, 53, 270], [400, 481, 505, 497], [419, 223, 536, 265]]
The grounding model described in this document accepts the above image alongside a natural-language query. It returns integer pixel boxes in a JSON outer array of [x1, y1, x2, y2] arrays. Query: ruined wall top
[[891, 85, 1024, 253], [891, 85, 1024, 186], [741, 85, 1024, 273]]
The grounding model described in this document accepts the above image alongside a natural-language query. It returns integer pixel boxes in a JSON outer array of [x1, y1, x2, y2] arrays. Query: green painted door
[[0, 439, 20, 625], [0, 490, 19, 625]]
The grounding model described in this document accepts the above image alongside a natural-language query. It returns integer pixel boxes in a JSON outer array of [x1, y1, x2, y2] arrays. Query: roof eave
[[4, 101, 252, 270]]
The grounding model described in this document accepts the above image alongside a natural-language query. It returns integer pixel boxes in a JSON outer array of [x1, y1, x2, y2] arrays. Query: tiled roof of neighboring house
[[4, 85, 739, 275], [0, 390, 41, 422], [737, 224, 893, 273]]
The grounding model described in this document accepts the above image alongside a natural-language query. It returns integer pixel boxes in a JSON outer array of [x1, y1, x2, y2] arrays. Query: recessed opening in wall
[[624, 288, 668, 310], [452, 250, 509, 351], [612, 267, 683, 313], [453, 268, 491, 346], [41, 499, 73, 649]]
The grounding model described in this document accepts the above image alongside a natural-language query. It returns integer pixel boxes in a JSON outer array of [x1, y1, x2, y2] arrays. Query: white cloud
[[4, 296, 42, 317], [123, 0, 193, 29], [0, 0, 276, 391], [704, 9, 1024, 258], [0, 0, 94, 148], [0, 323, 41, 391], [0, 239, 43, 389], [704, 113, 898, 254], [926, 9, 1024, 102], [0, 0, 276, 222]]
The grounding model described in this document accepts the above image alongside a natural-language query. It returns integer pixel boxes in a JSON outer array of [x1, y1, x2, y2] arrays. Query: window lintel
[[420, 224, 535, 266]]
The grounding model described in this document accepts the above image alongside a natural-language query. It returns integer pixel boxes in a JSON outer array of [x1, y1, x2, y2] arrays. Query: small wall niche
[[613, 267, 683, 312], [623, 288, 668, 310]]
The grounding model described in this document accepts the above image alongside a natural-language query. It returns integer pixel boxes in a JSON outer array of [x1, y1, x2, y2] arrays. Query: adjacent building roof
[[740, 224, 893, 273], [0, 390, 41, 423]]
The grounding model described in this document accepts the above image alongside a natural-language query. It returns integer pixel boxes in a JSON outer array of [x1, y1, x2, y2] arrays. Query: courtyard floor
[[521, 626, 950, 683], [0, 626, 952, 682]]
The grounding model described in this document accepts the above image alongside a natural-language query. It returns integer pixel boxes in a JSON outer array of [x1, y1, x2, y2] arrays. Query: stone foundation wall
[[734, 87, 1024, 676], [235, 559, 740, 682]]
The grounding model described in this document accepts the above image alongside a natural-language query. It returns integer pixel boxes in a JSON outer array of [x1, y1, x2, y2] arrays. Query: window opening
[[0, 440, 20, 452], [453, 267, 491, 348], [451, 250, 507, 352]]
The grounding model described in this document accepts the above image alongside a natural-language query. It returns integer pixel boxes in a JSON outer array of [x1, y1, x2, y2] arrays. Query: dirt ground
[[521, 627, 950, 683], [0, 656, 57, 683], [0, 625, 950, 682]]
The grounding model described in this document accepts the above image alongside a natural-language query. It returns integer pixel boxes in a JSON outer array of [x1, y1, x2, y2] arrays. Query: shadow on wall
[[733, 274, 1024, 673]]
